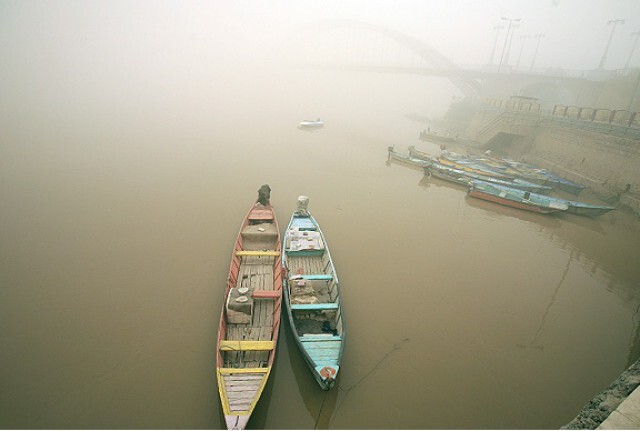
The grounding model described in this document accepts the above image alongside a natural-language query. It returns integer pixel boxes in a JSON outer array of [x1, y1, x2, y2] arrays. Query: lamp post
[[516, 34, 530, 71], [489, 24, 504, 66], [625, 30, 640, 69], [504, 22, 520, 69], [498, 17, 521, 72], [598, 18, 625, 70], [529, 33, 545, 71]]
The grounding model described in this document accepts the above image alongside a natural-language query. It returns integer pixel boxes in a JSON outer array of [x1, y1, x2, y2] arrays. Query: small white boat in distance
[[298, 118, 324, 130]]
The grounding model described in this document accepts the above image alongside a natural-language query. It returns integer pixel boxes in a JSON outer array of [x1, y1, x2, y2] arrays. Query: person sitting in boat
[[257, 184, 271, 206]]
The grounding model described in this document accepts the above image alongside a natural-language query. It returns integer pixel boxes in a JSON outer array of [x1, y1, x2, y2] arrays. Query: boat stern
[[225, 415, 250, 430], [217, 368, 270, 429], [315, 364, 340, 390]]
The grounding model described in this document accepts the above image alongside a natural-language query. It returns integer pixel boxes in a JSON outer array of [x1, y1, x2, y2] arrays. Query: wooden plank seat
[[290, 303, 339, 311], [235, 250, 280, 257], [300, 339, 341, 362], [290, 217, 317, 231], [290, 274, 333, 281], [219, 340, 275, 351], [248, 209, 273, 221], [300, 334, 342, 342], [219, 367, 269, 374], [251, 290, 280, 299]]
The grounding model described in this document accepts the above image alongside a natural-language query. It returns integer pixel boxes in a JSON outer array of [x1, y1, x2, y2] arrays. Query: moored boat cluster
[[387, 146, 616, 218]]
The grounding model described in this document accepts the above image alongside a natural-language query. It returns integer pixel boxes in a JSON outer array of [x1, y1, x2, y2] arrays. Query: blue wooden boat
[[418, 150, 518, 181], [390, 147, 552, 193], [502, 159, 585, 194], [425, 159, 553, 194], [282, 196, 344, 390], [539, 171, 585, 195], [435, 149, 554, 185], [544, 196, 615, 217], [468, 180, 569, 214]]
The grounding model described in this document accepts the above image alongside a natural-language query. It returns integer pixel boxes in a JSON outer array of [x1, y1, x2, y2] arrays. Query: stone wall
[[529, 126, 639, 190], [520, 125, 640, 213]]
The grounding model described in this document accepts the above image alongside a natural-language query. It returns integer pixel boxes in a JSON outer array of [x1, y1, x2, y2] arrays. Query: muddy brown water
[[2, 66, 640, 429]]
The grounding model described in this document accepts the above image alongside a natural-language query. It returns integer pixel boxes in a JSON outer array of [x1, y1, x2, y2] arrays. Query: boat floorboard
[[287, 255, 324, 275], [224, 261, 275, 369]]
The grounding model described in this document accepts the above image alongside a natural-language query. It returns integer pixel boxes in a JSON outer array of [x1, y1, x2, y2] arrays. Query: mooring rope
[[321, 338, 410, 427]]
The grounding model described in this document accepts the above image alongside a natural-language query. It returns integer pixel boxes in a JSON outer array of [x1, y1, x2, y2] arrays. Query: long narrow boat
[[502, 159, 585, 194], [468, 180, 569, 214], [419, 130, 458, 144], [392, 147, 551, 193], [439, 151, 519, 181], [408, 146, 516, 181], [388, 146, 434, 169], [440, 149, 558, 185], [545, 196, 616, 217], [282, 196, 345, 390], [425, 160, 554, 194], [216, 186, 282, 430]]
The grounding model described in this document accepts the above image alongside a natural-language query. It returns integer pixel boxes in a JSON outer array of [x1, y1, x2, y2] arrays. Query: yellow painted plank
[[219, 340, 275, 351], [219, 367, 270, 374], [235, 250, 280, 257], [217, 368, 270, 415]]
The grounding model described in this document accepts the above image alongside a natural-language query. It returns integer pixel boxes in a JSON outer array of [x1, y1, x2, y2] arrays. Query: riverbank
[[562, 358, 640, 429]]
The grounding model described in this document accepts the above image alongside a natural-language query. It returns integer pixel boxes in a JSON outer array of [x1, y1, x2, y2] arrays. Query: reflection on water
[[517, 250, 574, 352]]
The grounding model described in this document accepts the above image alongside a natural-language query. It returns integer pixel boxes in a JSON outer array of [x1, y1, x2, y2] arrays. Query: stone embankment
[[562, 358, 640, 429], [446, 104, 640, 216], [522, 125, 640, 216]]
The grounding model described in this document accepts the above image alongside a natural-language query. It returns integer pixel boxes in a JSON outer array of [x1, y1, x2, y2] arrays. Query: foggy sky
[[2, 0, 640, 73]]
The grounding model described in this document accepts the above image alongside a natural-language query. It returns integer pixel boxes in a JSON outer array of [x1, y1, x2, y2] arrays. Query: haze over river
[[3, 63, 640, 429]]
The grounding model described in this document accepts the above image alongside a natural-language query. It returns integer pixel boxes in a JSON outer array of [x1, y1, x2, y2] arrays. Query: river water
[[2, 63, 640, 429]]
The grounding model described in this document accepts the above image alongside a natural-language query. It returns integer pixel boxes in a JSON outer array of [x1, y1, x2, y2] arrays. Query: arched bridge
[[287, 19, 481, 99], [285, 20, 609, 107]]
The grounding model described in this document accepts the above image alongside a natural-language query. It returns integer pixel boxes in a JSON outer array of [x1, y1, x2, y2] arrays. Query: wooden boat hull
[[468, 180, 569, 214], [425, 162, 553, 194], [468, 189, 563, 214], [566, 205, 615, 217], [438, 157, 516, 180], [419, 130, 458, 143], [552, 199, 616, 217], [387, 147, 432, 169], [503, 159, 583, 192], [425, 166, 471, 187], [282, 205, 345, 390], [216, 199, 282, 429]]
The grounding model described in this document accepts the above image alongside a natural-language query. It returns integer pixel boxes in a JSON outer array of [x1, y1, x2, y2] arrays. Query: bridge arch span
[[290, 19, 480, 99]]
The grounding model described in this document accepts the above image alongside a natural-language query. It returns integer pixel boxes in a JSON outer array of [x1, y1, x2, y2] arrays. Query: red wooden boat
[[216, 186, 282, 430]]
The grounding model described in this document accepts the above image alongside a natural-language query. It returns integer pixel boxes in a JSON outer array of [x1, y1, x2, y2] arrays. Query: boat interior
[[284, 218, 343, 338], [222, 208, 280, 370]]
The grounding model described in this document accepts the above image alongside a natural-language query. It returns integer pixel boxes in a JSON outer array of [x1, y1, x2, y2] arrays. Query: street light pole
[[598, 18, 625, 70], [504, 23, 520, 68], [625, 30, 640, 69], [498, 17, 521, 73], [529, 33, 545, 71], [489, 24, 504, 65], [516, 34, 530, 71]]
